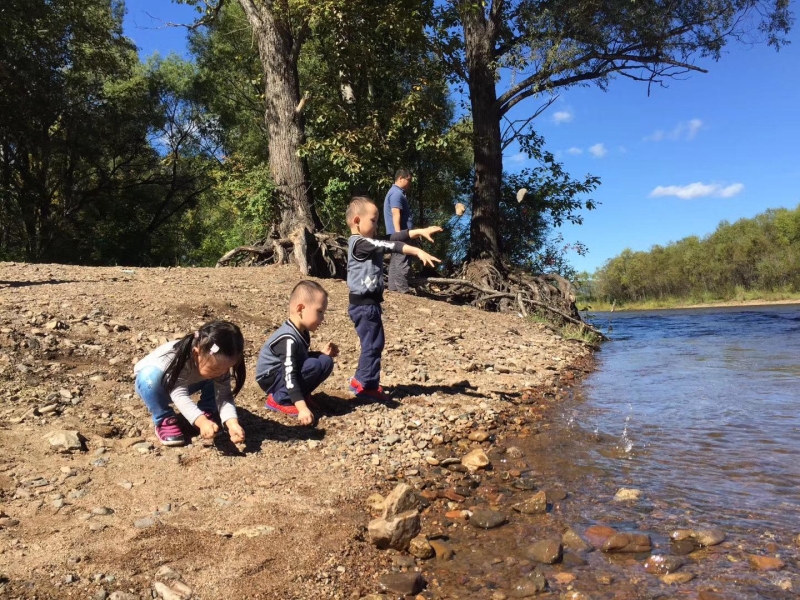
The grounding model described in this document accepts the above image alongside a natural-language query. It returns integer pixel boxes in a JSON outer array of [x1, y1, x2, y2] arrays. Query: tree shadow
[[0, 279, 86, 288]]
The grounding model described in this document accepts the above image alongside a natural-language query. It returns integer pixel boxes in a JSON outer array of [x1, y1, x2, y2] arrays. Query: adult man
[[383, 168, 413, 293]]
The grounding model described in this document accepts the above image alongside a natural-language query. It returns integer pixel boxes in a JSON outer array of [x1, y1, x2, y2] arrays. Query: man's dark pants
[[348, 304, 384, 389], [387, 252, 411, 293]]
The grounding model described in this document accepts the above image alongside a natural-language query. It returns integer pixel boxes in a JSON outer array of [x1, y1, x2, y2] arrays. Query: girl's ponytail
[[160, 321, 246, 394]]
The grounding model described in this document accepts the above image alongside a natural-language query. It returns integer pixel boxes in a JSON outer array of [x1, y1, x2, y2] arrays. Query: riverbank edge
[[584, 296, 800, 312]]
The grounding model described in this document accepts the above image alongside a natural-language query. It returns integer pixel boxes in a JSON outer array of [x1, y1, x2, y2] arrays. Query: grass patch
[[579, 289, 800, 312], [527, 311, 603, 345]]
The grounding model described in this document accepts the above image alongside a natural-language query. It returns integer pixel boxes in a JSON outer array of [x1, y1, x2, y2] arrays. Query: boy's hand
[[297, 407, 314, 426], [226, 418, 245, 444], [195, 414, 219, 439], [322, 342, 339, 358], [419, 225, 443, 243], [415, 249, 441, 268]]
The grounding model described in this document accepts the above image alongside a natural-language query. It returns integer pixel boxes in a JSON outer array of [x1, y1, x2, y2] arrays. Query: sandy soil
[[0, 262, 591, 599]]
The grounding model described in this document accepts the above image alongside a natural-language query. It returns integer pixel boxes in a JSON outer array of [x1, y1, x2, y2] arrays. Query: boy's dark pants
[[387, 252, 411, 293], [257, 354, 334, 406], [348, 304, 384, 389]]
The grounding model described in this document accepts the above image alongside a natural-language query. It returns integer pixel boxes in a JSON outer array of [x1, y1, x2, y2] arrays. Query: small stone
[[525, 539, 563, 564], [409, 535, 434, 559], [613, 488, 642, 501], [45, 430, 83, 452], [468, 431, 489, 442], [89, 522, 107, 532], [307, 440, 320, 449], [470, 509, 507, 529], [92, 507, 114, 516], [747, 554, 785, 571], [429, 539, 454, 561], [554, 573, 576, 585], [694, 529, 726, 546], [425, 456, 440, 466], [562, 528, 591, 553], [461, 448, 490, 472], [583, 525, 616, 549], [366, 493, 385, 513], [0, 517, 20, 528], [108, 593, 140, 600], [232, 525, 276, 538], [134, 517, 156, 529], [602, 532, 651, 553], [382, 483, 419, 518], [643, 554, 685, 574], [509, 570, 547, 597], [378, 572, 425, 595], [512, 490, 547, 514], [661, 572, 695, 584]]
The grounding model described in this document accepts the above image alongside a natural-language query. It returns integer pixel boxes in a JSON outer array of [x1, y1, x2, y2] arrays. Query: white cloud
[[644, 118, 704, 142], [588, 143, 607, 158], [552, 110, 574, 125], [508, 152, 527, 163], [567, 147, 583, 155], [618, 146, 628, 154], [649, 182, 745, 200]]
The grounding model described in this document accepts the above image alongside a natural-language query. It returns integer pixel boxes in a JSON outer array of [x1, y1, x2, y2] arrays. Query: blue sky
[[123, 1, 800, 273]]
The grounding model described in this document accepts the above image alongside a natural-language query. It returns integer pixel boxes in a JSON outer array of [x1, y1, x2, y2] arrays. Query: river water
[[423, 305, 800, 599]]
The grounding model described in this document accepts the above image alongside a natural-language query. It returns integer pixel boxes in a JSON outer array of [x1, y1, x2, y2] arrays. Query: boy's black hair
[[161, 320, 246, 396], [290, 280, 328, 304]]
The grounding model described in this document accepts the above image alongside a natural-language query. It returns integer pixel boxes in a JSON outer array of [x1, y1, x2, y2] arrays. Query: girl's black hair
[[161, 320, 246, 396]]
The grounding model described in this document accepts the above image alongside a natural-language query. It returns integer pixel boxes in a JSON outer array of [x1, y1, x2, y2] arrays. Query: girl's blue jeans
[[134, 365, 216, 425]]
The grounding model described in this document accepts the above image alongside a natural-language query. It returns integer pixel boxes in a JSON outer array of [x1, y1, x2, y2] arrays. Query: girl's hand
[[195, 414, 219, 439], [226, 419, 245, 444], [323, 342, 339, 358]]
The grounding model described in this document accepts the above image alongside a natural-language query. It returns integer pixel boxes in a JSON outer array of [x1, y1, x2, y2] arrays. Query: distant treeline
[[591, 206, 800, 304]]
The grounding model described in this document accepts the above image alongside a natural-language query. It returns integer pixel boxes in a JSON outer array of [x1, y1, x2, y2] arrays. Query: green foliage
[[593, 205, 800, 304]]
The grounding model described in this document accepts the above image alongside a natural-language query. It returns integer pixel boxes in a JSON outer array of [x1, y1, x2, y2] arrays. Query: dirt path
[[0, 262, 591, 599]]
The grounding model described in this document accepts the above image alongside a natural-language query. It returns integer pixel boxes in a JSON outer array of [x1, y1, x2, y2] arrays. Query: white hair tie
[[210, 343, 220, 354]]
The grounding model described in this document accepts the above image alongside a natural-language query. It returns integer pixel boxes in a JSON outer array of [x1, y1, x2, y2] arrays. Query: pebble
[[525, 539, 563, 564], [429, 539, 454, 560], [643, 554, 685, 574], [92, 507, 114, 516], [747, 554, 785, 571], [469, 509, 507, 529], [378, 572, 425, 595], [134, 517, 156, 529], [661, 572, 695, 584], [509, 570, 547, 598], [613, 488, 642, 501]]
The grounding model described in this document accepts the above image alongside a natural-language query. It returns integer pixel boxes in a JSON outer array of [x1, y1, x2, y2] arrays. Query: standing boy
[[256, 280, 339, 425], [346, 196, 441, 400]]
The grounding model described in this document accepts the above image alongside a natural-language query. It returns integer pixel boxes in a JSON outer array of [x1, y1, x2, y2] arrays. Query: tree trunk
[[461, 6, 503, 265], [238, 1, 323, 275]]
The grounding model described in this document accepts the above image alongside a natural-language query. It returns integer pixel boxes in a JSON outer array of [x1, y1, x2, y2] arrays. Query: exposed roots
[[216, 231, 348, 278], [412, 259, 606, 341]]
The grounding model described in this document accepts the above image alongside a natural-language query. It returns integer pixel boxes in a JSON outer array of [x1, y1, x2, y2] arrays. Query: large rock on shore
[[368, 510, 420, 551]]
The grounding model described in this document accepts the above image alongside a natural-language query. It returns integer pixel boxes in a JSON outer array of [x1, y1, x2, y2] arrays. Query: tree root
[[411, 260, 606, 340]]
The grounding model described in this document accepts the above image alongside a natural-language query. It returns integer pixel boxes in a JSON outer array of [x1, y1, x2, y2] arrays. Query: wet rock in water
[[561, 552, 588, 567], [506, 446, 524, 458], [602, 532, 651, 553], [470, 509, 507, 529], [698, 591, 726, 600], [583, 525, 616, 549], [525, 540, 563, 564], [747, 554, 785, 571], [429, 539, 454, 561], [409, 535, 434, 559], [554, 573, 576, 585], [545, 489, 567, 503], [661, 572, 695, 585], [643, 554, 685, 574], [562, 528, 591, 553], [670, 529, 694, 541], [694, 529, 726, 547], [45, 430, 83, 453], [613, 488, 642, 501], [381, 483, 418, 518], [461, 449, 490, 472], [670, 539, 698, 555], [378, 571, 425, 595], [368, 510, 421, 551], [509, 570, 547, 598], [513, 478, 537, 491], [560, 592, 590, 600], [512, 490, 547, 515]]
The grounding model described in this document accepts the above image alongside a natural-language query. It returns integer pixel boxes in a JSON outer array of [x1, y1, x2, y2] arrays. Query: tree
[[431, 0, 793, 265]]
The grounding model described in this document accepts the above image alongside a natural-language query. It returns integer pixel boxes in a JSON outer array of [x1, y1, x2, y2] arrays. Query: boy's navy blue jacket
[[255, 320, 313, 404]]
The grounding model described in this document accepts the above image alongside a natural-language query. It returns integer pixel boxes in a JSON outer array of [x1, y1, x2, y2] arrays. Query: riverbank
[[0, 262, 593, 599], [583, 293, 800, 312]]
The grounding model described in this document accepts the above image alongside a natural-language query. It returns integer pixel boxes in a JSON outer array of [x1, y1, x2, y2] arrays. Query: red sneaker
[[264, 394, 299, 416], [348, 378, 391, 402], [155, 416, 185, 446]]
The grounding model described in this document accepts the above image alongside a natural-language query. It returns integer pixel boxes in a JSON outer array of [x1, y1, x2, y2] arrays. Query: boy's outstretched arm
[[402, 245, 441, 268], [408, 225, 443, 243]]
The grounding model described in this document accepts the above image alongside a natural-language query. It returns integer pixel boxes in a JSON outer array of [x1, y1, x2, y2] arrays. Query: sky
[[123, 1, 800, 273]]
